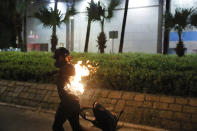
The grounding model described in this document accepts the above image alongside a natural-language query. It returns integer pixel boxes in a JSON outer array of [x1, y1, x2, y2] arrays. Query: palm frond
[[16, 0, 25, 14], [63, 6, 77, 24], [34, 7, 63, 28], [51, 8, 63, 28], [86, 0, 102, 21], [174, 8, 194, 29], [164, 8, 194, 31], [98, 1, 105, 18], [16, 0, 32, 15], [106, 0, 120, 19]]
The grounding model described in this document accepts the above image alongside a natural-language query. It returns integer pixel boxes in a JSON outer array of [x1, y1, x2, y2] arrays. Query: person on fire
[[52, 47, 85, 131]]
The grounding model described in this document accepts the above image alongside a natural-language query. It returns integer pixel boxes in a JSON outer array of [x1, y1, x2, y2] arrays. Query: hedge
[[0, 52, 56, 83], [0, 51, 197, 97]]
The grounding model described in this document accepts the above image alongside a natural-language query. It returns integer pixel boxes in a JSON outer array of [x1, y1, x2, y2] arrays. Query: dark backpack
[[80, 102, 123, 131]]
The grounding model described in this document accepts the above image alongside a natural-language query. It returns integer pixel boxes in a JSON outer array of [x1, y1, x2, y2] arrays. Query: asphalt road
[[0, 105, 136, 131]]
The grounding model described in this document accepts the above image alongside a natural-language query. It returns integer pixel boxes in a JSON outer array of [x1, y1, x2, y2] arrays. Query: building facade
[[27, 0, 197, 53]]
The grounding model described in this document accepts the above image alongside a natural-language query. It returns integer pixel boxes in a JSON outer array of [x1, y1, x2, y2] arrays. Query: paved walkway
[[0, 105, 138, 131]]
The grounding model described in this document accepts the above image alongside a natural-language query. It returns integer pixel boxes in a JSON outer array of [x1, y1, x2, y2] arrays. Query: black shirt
[[56, 63, 79, 107]]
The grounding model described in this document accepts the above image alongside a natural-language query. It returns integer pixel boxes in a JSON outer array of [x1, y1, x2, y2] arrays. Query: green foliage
[[34, 5, 63, 52], [0, 52, 197, 97], [164, 8, 194, 42], [34, 7, 63, 28], [0, 52, 57, 83], [86, 0, 102, 22], [84, 0, 103, 52], [63, 6, 77, 24], [174, 8, 193, 30], [93, 0, 120, 53], [16, 0, 31, 16], [164, 8, 195, 57], [107, 0, 120, 19]]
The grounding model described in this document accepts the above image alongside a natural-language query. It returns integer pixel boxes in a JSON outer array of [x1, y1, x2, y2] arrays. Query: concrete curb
[[0, 102, 167, 131]]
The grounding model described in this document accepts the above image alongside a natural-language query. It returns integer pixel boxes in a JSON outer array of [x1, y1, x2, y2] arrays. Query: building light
[[70, 16, 74, 20]]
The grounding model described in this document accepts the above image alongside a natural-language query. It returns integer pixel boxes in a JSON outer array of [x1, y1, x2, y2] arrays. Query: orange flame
[[65, 61, 90, 95]]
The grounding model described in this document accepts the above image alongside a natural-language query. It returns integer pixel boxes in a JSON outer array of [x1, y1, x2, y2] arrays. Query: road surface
[[0, 105, 137, 131]]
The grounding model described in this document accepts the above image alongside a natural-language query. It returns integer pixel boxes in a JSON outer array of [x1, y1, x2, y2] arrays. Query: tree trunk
[[17, 26, 23, 50], [101, 18, 104, 33], [23, 0, 27, 52], [98, 19, 105, 53], [163, 0, 171, 54], [178, 30, 182, 43], [119, 0, 129, 53], [84, 19, 91, 52], [51, 34, 58, 52], [10, 0, 17, 48], [157, 0, 163, 53], [51, 0, 58, 52], [15, 13, 23, 50]]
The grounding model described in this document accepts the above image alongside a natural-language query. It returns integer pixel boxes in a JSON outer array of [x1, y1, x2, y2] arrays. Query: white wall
[[74, 0, 159, 53], [27, 0, 159, 53], [123, 6, 159, 53]]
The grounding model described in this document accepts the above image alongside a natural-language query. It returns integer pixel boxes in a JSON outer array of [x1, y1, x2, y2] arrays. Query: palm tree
[[15, 0, 31, 51], [51, 0, 59, 52], [118, 0, 129, 53], [165, 8, 194, 57], [96, 0, 120, 53], [84, 0, 101, 52], [163, 0, 171, 54], [34, 0, 63, 52]]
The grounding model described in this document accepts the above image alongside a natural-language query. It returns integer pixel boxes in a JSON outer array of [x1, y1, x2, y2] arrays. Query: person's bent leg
[[68, 113, 83, 131], [52, 105, 67, 131]]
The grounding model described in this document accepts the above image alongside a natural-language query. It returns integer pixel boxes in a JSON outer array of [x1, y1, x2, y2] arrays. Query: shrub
[[0, 52, 57, 83], [0, 51, 197, 97]]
